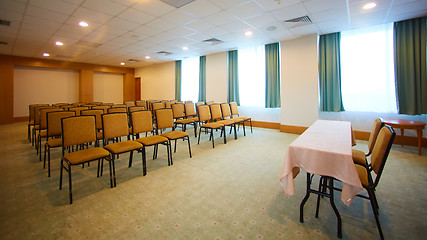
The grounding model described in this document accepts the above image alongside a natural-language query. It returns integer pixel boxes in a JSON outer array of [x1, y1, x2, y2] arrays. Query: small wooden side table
[[383, 119, 426, 155]]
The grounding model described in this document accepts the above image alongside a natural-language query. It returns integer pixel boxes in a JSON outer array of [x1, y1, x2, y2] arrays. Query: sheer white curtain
[[181, 57, 199, 103], [238, 45, 265, 107], [340, 23, 397, 113]]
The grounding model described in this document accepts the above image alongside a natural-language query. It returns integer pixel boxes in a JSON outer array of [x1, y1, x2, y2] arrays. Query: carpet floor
[[0, 122, 426, 240]]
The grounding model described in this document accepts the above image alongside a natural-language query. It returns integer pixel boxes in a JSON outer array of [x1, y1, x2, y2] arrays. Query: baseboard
[[248, 121, 280, 130]]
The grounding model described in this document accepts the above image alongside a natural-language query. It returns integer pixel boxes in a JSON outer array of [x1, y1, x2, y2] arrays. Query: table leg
[[328, 177, 342, 238], [300, 172, 311, 223]]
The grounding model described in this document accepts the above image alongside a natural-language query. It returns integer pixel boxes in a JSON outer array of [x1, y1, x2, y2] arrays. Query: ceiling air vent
[[0, 41, 7, 45], [160, 0, 195, 8], [0, 19, 11, 26], [283, 15, 312, 28], [202, 38, 223, 45], [157, 51, 173, 56], [127, 59, 140, 63]]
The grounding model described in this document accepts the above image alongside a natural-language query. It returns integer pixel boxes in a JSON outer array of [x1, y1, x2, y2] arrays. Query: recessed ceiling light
[[78, 21, 88, 27], [145, 56, 151, 59], [182, 46, 189, 50], [120, 62, 125, 65], [55, 41, 63, 46], [43, 53, 50, 57], [363, 2, 376, 9], [245, 31, 253, 36]]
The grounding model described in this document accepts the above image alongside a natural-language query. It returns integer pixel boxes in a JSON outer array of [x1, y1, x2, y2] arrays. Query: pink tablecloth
[[280, 120, 362, 206]]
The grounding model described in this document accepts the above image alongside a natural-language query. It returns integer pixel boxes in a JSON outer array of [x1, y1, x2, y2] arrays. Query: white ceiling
[[0, 0, 426, 68]]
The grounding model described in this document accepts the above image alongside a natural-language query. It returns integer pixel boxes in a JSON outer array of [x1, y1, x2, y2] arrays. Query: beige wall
[[280, 35, 319, 127], [93, 72, 124, 104], [13, 66, 79, 117], [206, 52, 227, 103], [135, 62, 175, 100]]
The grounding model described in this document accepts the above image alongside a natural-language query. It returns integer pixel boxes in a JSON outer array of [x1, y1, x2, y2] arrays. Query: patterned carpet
[[0, 122, 426, 240]]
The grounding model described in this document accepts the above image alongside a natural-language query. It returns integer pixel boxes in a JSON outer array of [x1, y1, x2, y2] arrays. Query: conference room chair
[[210, 104, 237, 140], [130, 110, 171, 170], [100, 112, 144, 181], [184, 102, 199, 122], [197, 105, 226, 148], [45, 111, 76, 177], [107, 107, 127, 113], [353, 118, 385, 167], [37, 108, 64, 161], [229, 102, 253, 135], [28, 104, 49, 142], [171, 103, 197, 137], [59, 115, 113, 204], [135, 100, 147, 108], [81, 109, 105, 146], [322, 125, 395, 240], [155, 108, 192, 162], [124, 101, 135, 108], [32, 106, 56, 148], [68, 106, 89, 116], [221, 103, 244, 136], [91, 105, 110, 113], [128, 106, 146, 113]]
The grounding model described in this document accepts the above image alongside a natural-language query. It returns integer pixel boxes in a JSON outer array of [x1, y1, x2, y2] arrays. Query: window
[[238, 45, 266, 107], [181, 57, 199, 102], [340, 23, 397, 113]]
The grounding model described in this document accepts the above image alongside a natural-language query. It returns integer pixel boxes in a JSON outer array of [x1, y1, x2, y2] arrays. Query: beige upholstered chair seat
[[352, 149, 367, 166], [104, 140, 142, 154], [40, 130, 47, 137], [64, 148, 110, 165], [47, 138, 62, 148], [202, 122, 224, 128], [354, 164, 370, 186], [175, 118, 194, 124], [161, 131, 189, 140], [136, 135, 168, 146], [218, 119, 235, 126]]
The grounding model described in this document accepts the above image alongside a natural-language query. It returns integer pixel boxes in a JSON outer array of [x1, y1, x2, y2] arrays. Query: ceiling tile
[[108, 17, 140, 31], [82, 0, 128, 16], [167, 26, 197, 37], [185, 20, 215, 32], [270, 2, 309, 22], [132, 0, 175, 17], [162, 9, 198, 26], [117, 8, 156, 25], [180, 0, 222, 18], [254, 0, 302, 11], [227, 1, 265, 20], [72, 7, 114, 25], [25, 5, 69, 23], [303, 0, 347, 14], [203, 10, 239, 26], [132, 25, 163, 37], [208, 0, 251, 10], [244, 13, 277, 28], [29, 0, 78, 15], [145, 18, 178, 32], [1, 0, 27, 13]]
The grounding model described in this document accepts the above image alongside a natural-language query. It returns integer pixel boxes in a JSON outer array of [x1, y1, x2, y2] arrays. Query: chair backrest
[[195, 102, 204, 107], [184, 102, 197, 117], [112, 104, 126, 108], [370, 125, 395, 187], [47, 111, 76, 137], [102, 112, 130, 140], [91, 105, 110, 113], [61, 116, 97, 148], [40, 108, 63, 130], [197, 105, 211, 122], [124, 101, 135, 108], [205, 101, 215, 105], [107, 107, 127, 113], [229, 102, 239, 116], [129, 106, 146, 113], [130, 110, 154, 134], [34, 106, 55, 125], [152, 102, 165, 113], [52, 103, 68, 107], [209, 104, 222, 121], [155, 108, 174, 130], [165, 101, 174, 109], [29, 104, 49, 122], [135, 100, 146, 108], [367, 118, 385, 155], [68, 106, 89, 116], [171, 103, 185, 119], [81, 109, 104, 130], [220, 103, 232, 119]]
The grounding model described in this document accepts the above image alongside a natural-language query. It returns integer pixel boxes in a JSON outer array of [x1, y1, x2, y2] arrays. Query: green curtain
[[318, 32, 344, 112], [227, 50, 240, 105], [175, 60, 182, 101], [198, 56, 206, 102], [394, 17, 427, 115], [265, 42, 281, 108]]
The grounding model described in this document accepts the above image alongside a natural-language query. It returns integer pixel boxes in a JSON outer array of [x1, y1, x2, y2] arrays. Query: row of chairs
[[28, 101, 252, 204]]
